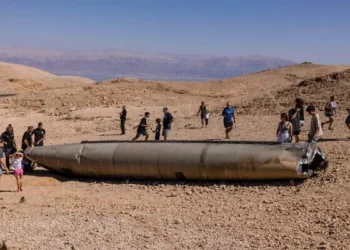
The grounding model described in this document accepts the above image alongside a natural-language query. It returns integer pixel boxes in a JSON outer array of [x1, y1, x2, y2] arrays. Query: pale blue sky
[[0, 0, 349, 63]]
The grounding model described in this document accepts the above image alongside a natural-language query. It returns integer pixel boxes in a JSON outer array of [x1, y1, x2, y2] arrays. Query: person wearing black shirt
[[21, 126, 34, 172], [33, 122, 46, 146], [132, 112, 150, 141], [1, 126, 17, 168], [162, 107, 173, 141], [120, 105, 127, 135]]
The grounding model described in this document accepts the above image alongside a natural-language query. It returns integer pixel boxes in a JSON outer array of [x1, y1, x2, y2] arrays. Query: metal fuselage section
[[25, 141, 327, 180]]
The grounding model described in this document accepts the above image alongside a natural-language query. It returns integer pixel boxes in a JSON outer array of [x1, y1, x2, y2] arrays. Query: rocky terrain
[[0, 62, 350, 249]]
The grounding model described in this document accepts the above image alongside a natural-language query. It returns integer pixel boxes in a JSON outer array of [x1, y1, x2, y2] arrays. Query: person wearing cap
[[120, 105, 127, 135], [132, 112, 150, 141], [162, 107, 173, 140], [306, 105, 323, 142], [10, 151, 24, 192], [222, 102, 236, 139]]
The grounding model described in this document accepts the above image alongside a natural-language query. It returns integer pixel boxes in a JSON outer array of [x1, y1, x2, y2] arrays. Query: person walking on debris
[[33, 122, 46, 146], [197, 101, 207, 128], [322, 96, 337, 130], [1, 126, 17, 169], [22, 126, 34, 172], [120, 105, 127, 135], [222, 102, 235, 139], [132, 112, 150, 141], [295, 98, 305, 128], [306, 105, 323, 142], [288, 109, 301, 143], [162, 107, 173, 141], [276, 113, 293, 143], [153, 119, 162, 141]]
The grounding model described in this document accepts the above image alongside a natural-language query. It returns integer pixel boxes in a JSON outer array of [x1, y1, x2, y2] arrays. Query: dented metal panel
[[25, 141, 328, 180]]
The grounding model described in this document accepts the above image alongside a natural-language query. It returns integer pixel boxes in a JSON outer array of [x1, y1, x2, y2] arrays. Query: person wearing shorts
[[295, 98, 305, 127], [222, 102, 235, 139], [132, 112, 150, 141], [322, 96, 337, 130], [197, 102, 207, 128], [162, 107, 173, 141]]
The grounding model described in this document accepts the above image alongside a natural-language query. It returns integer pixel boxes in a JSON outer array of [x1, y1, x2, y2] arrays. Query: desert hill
[[0, 62, 94, 94], [239, 66, 350, 115], [0, 47, 294, 81]]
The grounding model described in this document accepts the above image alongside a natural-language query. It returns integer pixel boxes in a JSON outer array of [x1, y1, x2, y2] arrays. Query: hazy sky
[[0, 0, 349, 64]]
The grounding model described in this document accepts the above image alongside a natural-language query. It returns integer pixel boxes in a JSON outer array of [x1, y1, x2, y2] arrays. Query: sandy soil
[[1, 62, 350, 249]]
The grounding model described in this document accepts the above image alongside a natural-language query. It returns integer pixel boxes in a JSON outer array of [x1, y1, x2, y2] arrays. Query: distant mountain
[[0, 47, 295, 81]]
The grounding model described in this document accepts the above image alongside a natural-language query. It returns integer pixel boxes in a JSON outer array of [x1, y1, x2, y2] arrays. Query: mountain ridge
[[0, 47, 294, 81]]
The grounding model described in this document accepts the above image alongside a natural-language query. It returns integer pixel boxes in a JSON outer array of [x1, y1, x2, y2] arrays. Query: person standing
[[162, 107, 173, 141], [295, 98, 305, 128], [306, 105, 323, 142], [222, 102, 236, 139], [120, 105, 127, 135], [22, 126, 34, 172], [132, 112, 150, 141], [322, 96, 337, 130], [33, 122, 46, 146], [197, 101, 207, 128], [276, 113, 293, 143], [288, 108, 301, 143], [205, 110, 210, 128], [0, 142, 10, 176], [154, 119, 162, 141], [1, 126, 17, 168]]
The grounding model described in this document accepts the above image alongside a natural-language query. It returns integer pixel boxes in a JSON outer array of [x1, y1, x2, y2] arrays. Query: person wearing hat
[[132, 112, 150, 141], [10, 151, 24, 192], [306, 105, 323, 142], [162, 107, 173, 141]]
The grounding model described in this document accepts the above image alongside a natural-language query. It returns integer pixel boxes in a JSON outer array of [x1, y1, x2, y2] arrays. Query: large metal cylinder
[[24, 141, 328, 180]]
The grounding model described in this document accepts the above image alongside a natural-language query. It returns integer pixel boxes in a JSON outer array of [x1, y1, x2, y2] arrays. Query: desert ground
[[1, 62, 350, 249]]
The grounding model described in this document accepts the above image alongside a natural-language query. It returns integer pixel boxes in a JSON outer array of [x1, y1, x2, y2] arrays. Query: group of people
[[0, 123, 46, 192], [130, 107, 174, 141], [120, 101, 237, 140], [276, 96, 350, 143]]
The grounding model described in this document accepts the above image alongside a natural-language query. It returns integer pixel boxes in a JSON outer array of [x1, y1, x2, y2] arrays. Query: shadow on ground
[[26, 167, 306, 187]]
